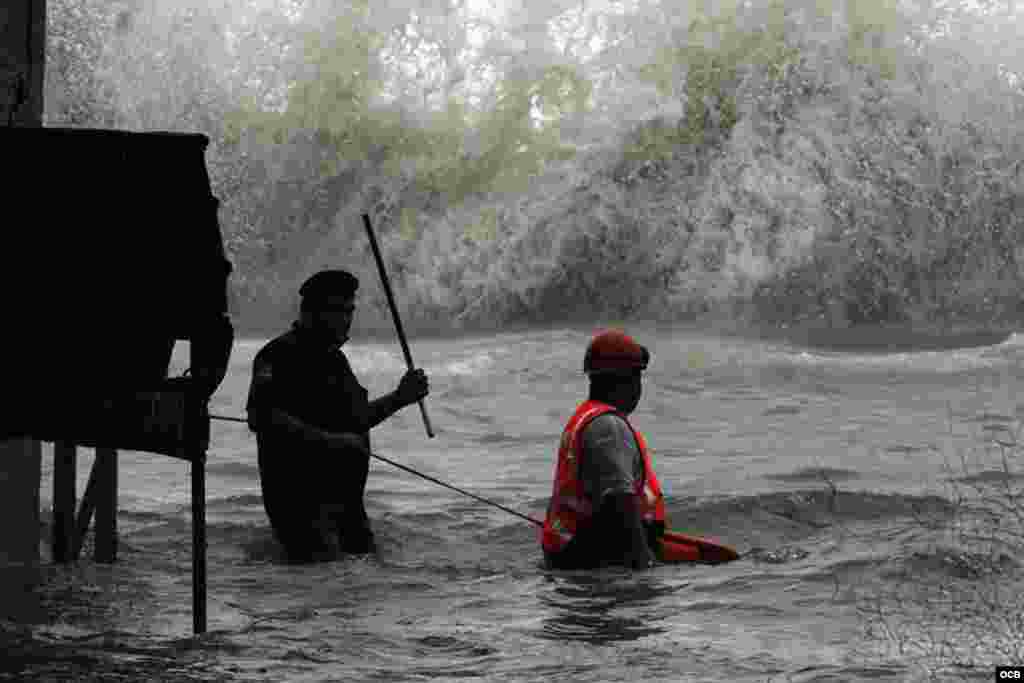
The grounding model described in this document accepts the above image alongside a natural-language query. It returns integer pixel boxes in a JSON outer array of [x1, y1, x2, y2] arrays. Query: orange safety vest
[[540, 399, 666, 555]]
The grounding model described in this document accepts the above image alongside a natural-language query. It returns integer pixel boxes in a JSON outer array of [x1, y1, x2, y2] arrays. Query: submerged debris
[[906, 548, 1020, 580], [746, 546, 812, 564]]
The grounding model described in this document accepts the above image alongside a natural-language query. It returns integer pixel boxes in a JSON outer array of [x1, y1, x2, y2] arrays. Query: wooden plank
[[52, 442, 76, 563], [191, 453, 207, 634], [94, 447, 117, 563]]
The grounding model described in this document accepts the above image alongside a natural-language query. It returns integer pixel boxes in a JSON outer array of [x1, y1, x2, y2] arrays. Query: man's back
[[544, 404, 660, 569], [578, 412, 645, 505]]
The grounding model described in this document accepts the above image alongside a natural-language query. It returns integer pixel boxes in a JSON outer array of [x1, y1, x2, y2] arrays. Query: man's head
[[299, 269, 359, 345], [584, 329, 649, 415]]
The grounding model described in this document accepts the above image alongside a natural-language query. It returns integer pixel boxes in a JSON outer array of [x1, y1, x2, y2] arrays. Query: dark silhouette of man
[[246, 269, 429, 562]]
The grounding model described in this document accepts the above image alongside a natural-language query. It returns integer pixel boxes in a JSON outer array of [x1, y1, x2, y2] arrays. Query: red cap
[[583, 329, 649, 375]]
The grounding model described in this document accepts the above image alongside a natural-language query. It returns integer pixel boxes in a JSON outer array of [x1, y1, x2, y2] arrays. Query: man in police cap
[[246, 269, 429, 562], [540, 329, 665, 569]]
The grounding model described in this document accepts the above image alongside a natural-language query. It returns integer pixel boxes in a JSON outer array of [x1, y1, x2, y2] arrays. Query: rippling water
[[8, 325, 1024, 681]]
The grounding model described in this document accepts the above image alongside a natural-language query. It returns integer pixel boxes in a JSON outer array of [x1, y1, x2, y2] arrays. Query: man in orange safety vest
[[541, 329, 666, 570]]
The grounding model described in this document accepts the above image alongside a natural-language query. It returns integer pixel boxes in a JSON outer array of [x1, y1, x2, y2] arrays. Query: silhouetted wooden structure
[[0, 1, 45, 126], [0, 127, 234, 635], [1, 0, 46, 630]]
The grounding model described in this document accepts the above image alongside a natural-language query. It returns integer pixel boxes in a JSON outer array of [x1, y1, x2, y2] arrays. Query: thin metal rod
[[368, 449, 542, 527], [210, 414, 540, 526], [362, 213, 434, 438]]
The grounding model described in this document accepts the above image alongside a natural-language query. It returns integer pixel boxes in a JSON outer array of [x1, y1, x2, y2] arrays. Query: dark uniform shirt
[[245, 323, 373, 558], [246, 323, 370, 439]]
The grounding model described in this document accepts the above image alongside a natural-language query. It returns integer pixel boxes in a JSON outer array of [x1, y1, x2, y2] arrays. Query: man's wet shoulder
[[583, 412, 632, 441], [581, 412, 639, 458]]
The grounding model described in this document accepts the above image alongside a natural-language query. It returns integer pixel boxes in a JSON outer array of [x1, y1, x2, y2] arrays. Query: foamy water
[[14, 326, 1024, 681]]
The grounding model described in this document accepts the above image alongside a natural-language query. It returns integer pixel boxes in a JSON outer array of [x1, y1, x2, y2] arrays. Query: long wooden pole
[[362, 213, 434, 438]]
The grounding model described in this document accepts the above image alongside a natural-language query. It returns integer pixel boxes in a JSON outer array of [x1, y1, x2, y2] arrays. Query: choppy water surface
[[11, 326, 1024, 681]]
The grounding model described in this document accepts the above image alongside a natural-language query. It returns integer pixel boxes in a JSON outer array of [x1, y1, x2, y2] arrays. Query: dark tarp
[[1, 127, 233, 451]]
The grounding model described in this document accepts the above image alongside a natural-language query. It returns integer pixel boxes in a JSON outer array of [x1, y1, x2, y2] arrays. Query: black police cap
[[299, 269, 359, 302]]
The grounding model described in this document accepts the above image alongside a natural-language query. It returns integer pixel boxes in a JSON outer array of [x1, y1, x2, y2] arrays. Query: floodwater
[[7, 325, 1024, 681]]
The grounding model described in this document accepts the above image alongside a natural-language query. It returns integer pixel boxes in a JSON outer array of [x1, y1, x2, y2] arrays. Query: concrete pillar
[[1, 0, 46, 127]]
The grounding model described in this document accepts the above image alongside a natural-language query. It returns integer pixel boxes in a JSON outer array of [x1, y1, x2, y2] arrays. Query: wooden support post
[[191, 451, 207, 635], [52, 442, 76, 563], [72, 457, 102, 560], [0, 0, 46, 127], [0, 438, 42, 568], [94, 447, 117, 563], [0, 438, 42, 622]]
